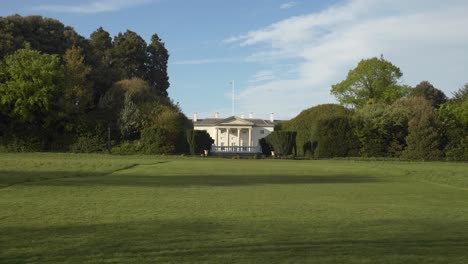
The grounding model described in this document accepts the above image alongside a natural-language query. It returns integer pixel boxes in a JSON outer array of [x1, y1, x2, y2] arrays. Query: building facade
[[193, 113, 280, 153]]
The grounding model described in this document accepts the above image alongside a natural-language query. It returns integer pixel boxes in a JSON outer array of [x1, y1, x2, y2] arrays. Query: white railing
[[211, 145, 262, 153]]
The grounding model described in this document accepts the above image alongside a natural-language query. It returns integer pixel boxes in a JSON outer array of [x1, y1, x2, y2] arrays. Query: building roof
[[193, 116, 282, 127]]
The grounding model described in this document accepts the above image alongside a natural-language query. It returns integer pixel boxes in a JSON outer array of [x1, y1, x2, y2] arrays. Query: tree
[[452, 83, 468, 102], [354, 102, 409, 157], [146, 34, 170, 96], [437, 83, 468, 160], [89, 27, 112, 60], [62, 46, 93, 114], [119, 94, 141, 140], [331, 56, 410, 108], [0, 47, 63, 123], [280, 104, 359, 157], [0, 15, 80, 59], [410, 81, 447, 108], [400, 97, 443, 160], [89, 27, 115, 100], [111, 30, 147, 80]]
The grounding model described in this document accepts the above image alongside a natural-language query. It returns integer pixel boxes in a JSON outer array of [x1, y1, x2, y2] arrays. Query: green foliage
[[146, 34, 170, 96], [89, 27, 116, 100], [0, 15, 180, 154], [401, 97, 443, 160], [314, 115, 359, 158], [140, 127, 174, 154], [437, 84, 468, 161], [119, 94, 142, 140], [112, 141, 144, 155], [62, 45, 93, 114], [186, 130, 214, 155], [265, 131, 297, 156], [410, 81, 447, 108], [281, 104, 358, 158], [0, 134, 41, 152], [331, 56, 410, 108], [69, 133, 106, 153], [111, 30, 147, 80], [0, 47, 63, 123], [258, 138, 272, 156], [354, 103, 409, 157], [0, 15, 80, 59]]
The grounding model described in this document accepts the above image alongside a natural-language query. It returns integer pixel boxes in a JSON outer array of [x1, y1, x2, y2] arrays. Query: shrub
[[186, 129, 214, 155], [353, 102, 409, 157], [69, 132, 106, 153], [265, 131, 296, 156], [112, 141, 143, 155], [259, 138, 272, 156], [400, 97, 443, 160], [314, 115, 359, 158], [140, 127, 175, 154], [280, 104, 359, 158], [0, 135, 41, 152]]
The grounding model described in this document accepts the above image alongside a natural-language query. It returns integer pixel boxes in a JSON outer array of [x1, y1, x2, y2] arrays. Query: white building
[[193, 112, 280, 153]]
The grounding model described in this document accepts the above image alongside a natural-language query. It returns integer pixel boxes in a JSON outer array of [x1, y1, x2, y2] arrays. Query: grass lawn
[[1, 153, 468, 263]]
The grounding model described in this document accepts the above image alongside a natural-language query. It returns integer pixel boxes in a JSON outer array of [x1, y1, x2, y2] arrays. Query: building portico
[[193, 115, 279, 153]]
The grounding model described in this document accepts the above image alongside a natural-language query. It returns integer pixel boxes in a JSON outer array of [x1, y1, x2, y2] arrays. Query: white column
[[248, 128, 252, 147], [227, 128, 230, 148], [237, 128, 241, 147], [215, 127, 218, 146]]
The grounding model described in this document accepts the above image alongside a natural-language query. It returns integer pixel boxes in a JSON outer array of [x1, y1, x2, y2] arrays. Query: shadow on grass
[[0, 170, 382, 188], [1, 219, 468, 263]]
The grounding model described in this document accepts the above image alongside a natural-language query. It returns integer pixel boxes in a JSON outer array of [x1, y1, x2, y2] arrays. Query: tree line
[[0, 15, 192, 153], [272, 56, 468, 161]]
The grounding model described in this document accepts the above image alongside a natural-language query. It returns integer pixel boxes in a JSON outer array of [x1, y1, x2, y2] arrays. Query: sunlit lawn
[[1, 153, 467, 263]]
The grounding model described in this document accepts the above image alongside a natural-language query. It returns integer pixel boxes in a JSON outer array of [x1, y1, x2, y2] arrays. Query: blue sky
[[1, 0, 468, 120]]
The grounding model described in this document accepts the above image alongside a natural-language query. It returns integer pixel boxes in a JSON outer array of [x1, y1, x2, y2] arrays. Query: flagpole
[[231, 80, 235, 116]]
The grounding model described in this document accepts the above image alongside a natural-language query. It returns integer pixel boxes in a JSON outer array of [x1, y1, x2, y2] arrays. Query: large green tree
[[146, 34, 170, 96], [438, 84, 468, 160], [354, 102, 409, 157], [111, 30, 147, 80], [410, 81, 447, 108], [62, 46, 93, 114], [89, 27, 115, 100], [331, 56, 410, 108], [0, 15, 81, 59], [400, 97, 443, 160], [0, 47, 63, 123]]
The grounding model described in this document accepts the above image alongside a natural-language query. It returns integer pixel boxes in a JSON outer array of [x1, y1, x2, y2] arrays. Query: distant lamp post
[[107, 125, 111, 154]]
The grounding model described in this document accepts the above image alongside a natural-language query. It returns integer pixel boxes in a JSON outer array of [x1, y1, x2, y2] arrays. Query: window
[[260, 130, 265, 134]]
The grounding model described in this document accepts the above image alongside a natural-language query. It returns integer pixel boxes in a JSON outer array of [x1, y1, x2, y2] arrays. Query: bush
[[353, 102, 409, 157], [69, 133, 106, 153], [259, 138, 272, 156], [280, 104, 359, 158], [444, 136, 468, 161], [400, 97, 443, 161], [314, 115, 359, 158], [111, 141, 143, 155], [0, 135, 41, 152], [186, 129, 214, 155], [265, 131, 296, 156], [140, 127, 175, 154]]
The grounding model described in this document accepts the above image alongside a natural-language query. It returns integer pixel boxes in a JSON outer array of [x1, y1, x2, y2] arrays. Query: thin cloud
[[32, 0, 153, 14], [280, 1, 297, 9], [172, 58, 240, 65], [227, 0, 468, 119]]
